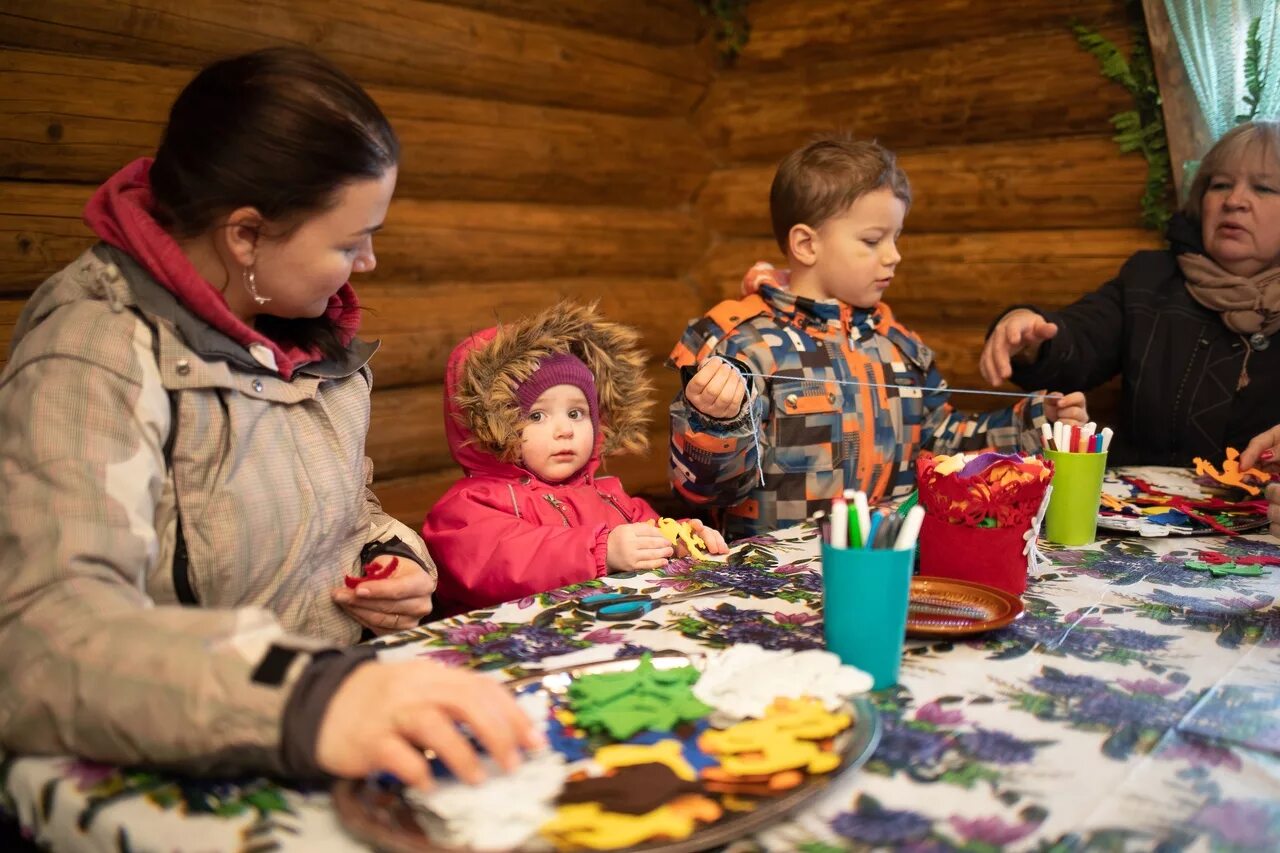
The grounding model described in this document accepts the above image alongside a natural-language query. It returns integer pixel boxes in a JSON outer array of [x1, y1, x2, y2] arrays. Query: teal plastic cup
[[821, 541, 915, 690], [1043, 449, 1108, 546]]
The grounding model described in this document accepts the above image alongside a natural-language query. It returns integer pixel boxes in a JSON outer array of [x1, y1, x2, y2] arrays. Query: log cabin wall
[[694, 0, 1164, 414], [0, 0, 712, 528]]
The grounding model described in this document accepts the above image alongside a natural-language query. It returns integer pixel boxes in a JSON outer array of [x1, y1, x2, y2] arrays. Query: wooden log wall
[[693, 0, 1163, 416], [0, 0, 711, 528]]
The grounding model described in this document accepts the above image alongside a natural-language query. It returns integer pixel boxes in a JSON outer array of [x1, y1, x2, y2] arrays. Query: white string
[[731, 371, 1057, 487], [735, 370, 1061, 401]]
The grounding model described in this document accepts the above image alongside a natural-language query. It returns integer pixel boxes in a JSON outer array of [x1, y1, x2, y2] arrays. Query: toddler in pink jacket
[[422, 302, 727, 617]]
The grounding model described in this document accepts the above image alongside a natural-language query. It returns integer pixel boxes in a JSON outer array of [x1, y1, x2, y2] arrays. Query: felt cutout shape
[[557, 763, 701, 815], [649, 517, 706, 559], [593, 740, 697, 782], [540, 795, 722, 850], [568, 654, 712, 740], [1193, 448, 1272, 497], [697, 697, 849, 776], [1184, 560, 1269, 577]]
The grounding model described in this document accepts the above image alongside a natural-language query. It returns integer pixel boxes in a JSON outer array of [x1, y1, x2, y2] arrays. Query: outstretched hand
[[980, 310, 1059, 386]]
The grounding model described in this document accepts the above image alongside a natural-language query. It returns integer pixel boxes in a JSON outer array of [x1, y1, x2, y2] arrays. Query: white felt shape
[[692, 644, 872, 721], [408, 750, 566, 851]]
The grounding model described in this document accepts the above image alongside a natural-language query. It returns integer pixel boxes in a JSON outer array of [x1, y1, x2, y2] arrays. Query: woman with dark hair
[[978, 120, 1280, 465], [0, 48, 538, 787]]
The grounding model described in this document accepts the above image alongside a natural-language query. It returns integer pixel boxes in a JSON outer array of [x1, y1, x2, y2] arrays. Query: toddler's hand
[[332, 555, 436, 635], [315, 659, 544, 790], [684, 359, 746, 419], [1044, 391, 1087, 425], [606, 523, 674, 572], [674, 518, 729, 557], [980, 310, 1059, 386]]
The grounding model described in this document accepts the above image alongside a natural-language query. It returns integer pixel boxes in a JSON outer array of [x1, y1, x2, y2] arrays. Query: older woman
[[979, 120, 1280, 465]]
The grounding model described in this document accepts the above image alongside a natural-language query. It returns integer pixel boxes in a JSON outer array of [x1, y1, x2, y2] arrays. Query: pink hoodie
[[422, 325, 658, 618]]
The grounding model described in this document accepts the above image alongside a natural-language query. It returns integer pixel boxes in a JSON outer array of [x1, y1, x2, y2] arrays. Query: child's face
[[519, 384, 595, 483], [807, 186, 906, 309]]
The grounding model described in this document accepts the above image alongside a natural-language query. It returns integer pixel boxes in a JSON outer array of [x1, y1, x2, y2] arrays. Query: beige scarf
[[1179, 252, 1280, 337]]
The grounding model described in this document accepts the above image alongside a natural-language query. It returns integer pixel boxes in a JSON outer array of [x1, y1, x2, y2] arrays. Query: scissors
[[575, 588, 722, 621]]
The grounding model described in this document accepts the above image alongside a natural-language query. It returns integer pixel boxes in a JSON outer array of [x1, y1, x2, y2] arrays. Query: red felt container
[[917, 512, 1031, 596]]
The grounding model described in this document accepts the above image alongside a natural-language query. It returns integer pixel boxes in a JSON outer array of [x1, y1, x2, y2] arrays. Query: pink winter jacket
[[423, 318, 658, 618]]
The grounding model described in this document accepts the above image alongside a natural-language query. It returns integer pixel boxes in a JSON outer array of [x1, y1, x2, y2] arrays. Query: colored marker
[[894, 506, 925, 550], [830, 497, 848, 549], [865, 510, 884, 550], [1041, 422, 1054, 450], [853, 491, 871, 548], [1100, 427, 1114, 453]]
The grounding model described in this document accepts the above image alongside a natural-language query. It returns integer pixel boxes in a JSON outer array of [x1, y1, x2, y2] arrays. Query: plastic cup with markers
[[1041, 422, 1112, 546]]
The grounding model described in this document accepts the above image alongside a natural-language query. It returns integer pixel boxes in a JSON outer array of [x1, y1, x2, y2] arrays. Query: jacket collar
[[757, 282, 883, 341], [100, 245, 377, 380]]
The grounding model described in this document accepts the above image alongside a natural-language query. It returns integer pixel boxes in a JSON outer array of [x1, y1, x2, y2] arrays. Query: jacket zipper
[[598, 491, 632, 523], [543, 493, 572, 527]]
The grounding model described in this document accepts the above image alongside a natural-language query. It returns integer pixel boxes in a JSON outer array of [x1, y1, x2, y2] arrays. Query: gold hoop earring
[[243, 264, 271, 305]]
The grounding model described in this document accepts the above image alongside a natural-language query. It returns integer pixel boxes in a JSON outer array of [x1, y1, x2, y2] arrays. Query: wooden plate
[[332, 653, 881, 852], [906, 577, 1024, 638]]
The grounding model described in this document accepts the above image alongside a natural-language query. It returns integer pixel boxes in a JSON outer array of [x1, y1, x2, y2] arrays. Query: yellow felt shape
[[697, 697, 849, 776], [649, 517, 706, 559], [933, 454, 967, 476], [541, 796, 719, 850], [593, 740, 697, 782]]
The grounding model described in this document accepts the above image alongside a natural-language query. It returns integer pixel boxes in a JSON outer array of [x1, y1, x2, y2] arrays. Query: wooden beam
[[697, 26, 1136, 163], [0, 49, 712, 207], [696, 230, 1161, 323], [359, 278, 702, 389], [697, 136, 1150, 237], [428, 0, 703, 45], [0, 181, 705, 291], [735, 0, 1125, 70], [0, 0, 708, 116], [1141, 0, 1214, 197]]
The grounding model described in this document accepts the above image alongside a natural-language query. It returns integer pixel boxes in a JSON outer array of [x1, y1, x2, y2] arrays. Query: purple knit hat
[[514, 352, 599, 432]]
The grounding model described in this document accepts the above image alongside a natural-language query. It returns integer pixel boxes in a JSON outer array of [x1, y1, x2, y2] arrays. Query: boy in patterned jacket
[[669, 135, 1088, 540]]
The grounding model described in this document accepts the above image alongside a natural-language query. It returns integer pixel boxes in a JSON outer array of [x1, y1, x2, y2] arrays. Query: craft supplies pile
[[1100, 448, 1274, 536], [403, 646, 872, 851], [914, 450, 1055, 595]]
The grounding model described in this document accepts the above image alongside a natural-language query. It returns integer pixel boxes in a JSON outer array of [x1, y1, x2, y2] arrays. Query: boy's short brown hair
[[770, 134, 912, 254]]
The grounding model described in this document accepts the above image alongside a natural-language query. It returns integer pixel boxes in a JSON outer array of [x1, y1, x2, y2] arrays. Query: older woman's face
[[1201, 145, 1280, 277]]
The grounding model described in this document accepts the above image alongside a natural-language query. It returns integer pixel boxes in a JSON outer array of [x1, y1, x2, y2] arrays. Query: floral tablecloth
[[4, 469, 1280, 852]]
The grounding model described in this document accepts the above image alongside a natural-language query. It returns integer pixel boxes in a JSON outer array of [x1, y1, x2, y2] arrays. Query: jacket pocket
[[766, 379, 846, 474]]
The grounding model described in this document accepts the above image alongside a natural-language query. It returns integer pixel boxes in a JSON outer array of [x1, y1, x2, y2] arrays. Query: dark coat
[[1005, 216, 1280, 465]]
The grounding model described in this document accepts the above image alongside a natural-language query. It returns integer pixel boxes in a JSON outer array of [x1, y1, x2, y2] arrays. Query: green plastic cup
[[1043, 449, 1108, 545], [821, 541, 914, 689]]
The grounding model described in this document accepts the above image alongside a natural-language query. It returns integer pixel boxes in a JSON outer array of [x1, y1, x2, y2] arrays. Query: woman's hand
[[314, 659, 544, 789], [980, 310, 1060, 386], [332, 555, 436, 635], [684, 359, 747, 419], [674, 519, 729, 558], [1043, 391, 1088, 425], [1238, 424, 1280, 472], [606, 523, 674, 572]]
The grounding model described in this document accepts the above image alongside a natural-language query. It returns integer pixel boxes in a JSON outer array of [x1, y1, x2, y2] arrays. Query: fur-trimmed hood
[[444, 301, 654, 480]]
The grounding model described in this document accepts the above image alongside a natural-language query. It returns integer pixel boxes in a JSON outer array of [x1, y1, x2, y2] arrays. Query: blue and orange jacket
[[668, 264, 1047, 540]]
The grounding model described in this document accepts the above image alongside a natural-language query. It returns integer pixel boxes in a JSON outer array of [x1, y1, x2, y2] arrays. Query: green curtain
[[1164, 0, 1279, 140]]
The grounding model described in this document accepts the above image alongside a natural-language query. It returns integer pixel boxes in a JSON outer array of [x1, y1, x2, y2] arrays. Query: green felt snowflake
[[1184, 560, 1269, 578]]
